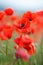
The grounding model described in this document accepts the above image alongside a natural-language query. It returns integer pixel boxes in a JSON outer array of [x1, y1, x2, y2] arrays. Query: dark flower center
[[19, 23, 25, 29], [29, 18, 32, 21], [20, 23, 25, 27]]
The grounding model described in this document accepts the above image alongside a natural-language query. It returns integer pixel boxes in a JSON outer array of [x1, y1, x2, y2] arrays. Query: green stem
[[16, 59, 21, 65], [6, 40, 8, 56], [20, 58, 25, 65]]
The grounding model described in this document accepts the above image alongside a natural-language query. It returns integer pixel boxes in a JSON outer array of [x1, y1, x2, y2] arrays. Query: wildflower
[[14, 35, 35, 55], [22, 11, 32, 21], [4, 8, 14, 15], [0, 11, 5, 20], [22, 11, 36, 21], [3, 25, 13, 39], [13, 18, 30, 33]]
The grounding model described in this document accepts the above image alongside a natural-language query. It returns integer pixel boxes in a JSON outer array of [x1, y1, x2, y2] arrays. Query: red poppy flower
[[32, 14, 43, 30], [0, 24, 14, 40], [24, 43, 35, 55], [14, 35, 32, 47], [13, 18, 30, 33], [22, 11, 32, 21], [14, 35, 35, 55], [4, 8, 14, 15], [0, 11, 5, 20], [36, 11, 43, 28], [3, 25, 13, 39], [22, 11, 36, 21]]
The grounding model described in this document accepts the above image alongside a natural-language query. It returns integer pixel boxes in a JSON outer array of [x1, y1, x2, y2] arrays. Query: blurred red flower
[[4, 8, 14, 15], [13, 18, 32, 33], [0, 25, 13, 40], [3, 25, 13, 39], [36, 11, 43, 16], [22, 11, 36, 21], [0, 11, 5, 20], [22, 11, 32, 21], [14, 35, 35, 55]]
